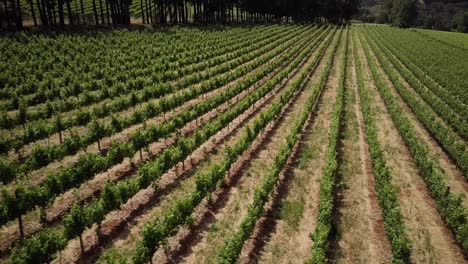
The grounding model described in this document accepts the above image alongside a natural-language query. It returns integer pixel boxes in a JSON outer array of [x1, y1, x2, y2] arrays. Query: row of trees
[[0, 0, 133, 28], [0, 0, 361, 29], [359, 0, 468, 32]]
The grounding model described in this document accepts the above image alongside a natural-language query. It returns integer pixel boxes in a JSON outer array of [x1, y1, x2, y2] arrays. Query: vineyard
[[0, 24, 467, 264]]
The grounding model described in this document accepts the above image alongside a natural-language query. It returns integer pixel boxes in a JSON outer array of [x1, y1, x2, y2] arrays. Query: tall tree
[[99, 0, 104, 23], [390, 0, 418, 27], [58, 0, 64, 25], [28, 0, 38, 25], [64, 202, 87, 253], [92, 0, 99, 24], [88, 117, 106, 152], [65, 0, 73, 24]]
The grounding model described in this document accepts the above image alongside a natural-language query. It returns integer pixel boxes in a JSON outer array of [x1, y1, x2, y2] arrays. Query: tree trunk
[[109, 0, 114, 24], [58, 130, 62, 144], [139, 148, 143, 161], [2, 0, 10, 27], [179, 0, 184, 23], [186, 0, 189, 22], [110, 0, 117, 23], [44, 0, 53, 25], [140, 0, 144, 23], [50, 0, 57, 25], [193, 1, 197, 22], [126, 1, 130, 23], [168, 0, 174, 23], [117, 0, 121, 23], [18, 213, 24, 239], [39, 206, 47, 225], [148, 0, 152, 23], [97, 138, 101, 151], [91, 0, 98, 24], [98, 0, 104, 24], [66, 0, 73, 24], [58, 0, 64, 26], [79, 234, 85, 253], [16, 0, 22, 28], [162, 1, 166, 23], [145, 0, 149, 23], [105, 0, 109, 24], [73, 0, 79, 23], [28, 0, 37, 25], [117, 0, 122, 24], [0, 9, 3, 29], [80, 0, 84, 23]]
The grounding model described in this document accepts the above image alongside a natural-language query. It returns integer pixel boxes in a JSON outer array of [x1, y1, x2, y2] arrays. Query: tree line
[[359, 0, 468, 32], [0, 0, 132, 28], [0, 0, 360, 29]]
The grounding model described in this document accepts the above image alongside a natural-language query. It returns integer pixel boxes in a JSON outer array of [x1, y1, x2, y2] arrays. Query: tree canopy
[[1, 0, 361, 29], [359, 0, 468, 32]]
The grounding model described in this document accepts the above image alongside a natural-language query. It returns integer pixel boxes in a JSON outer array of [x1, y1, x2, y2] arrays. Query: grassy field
[[412, 28, 468, 50], [0, 24, 467, 264]]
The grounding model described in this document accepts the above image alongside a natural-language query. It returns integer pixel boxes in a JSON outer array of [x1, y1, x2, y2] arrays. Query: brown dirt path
[[254, 27, 342, 264], [355, 28, 467, 264], [238, 27, 344, 264], [332, 32, 392, 264]]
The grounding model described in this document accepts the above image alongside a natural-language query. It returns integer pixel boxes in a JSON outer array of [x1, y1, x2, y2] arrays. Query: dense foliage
[[0, 0, 360, 29], [360, 0, 468, 32]]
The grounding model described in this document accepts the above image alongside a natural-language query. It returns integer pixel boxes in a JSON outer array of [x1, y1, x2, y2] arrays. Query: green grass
[[412, 28, 468, 50], [279, 198, 305, 231]]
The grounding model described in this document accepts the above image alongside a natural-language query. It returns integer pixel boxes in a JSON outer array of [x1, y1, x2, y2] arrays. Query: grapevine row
[[6, 27, 328, 263], [0, 26, 319, 228], [364, 26, 468, 140], [0, 25, 296, 156], [307, 26, 347, 263], [0, 26, 306, 183], [0, 25, 278, 117], [358, 30, 468, 254], [352, 28, 411, 263], [0, 26, 268, 103], [371, 26, 468, 104], [368, 26, 468, 118], [131, 26, 337, 264], [360, 28, 468, 177]]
